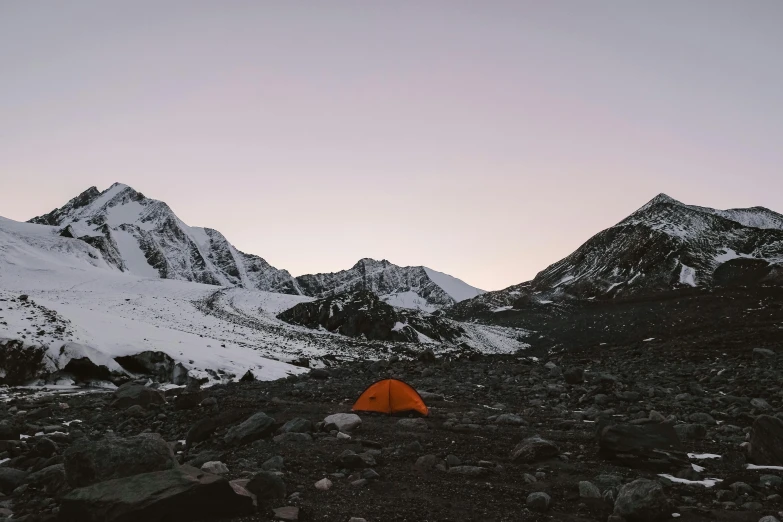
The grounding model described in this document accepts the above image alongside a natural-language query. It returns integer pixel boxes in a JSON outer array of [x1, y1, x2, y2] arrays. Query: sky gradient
[[1, 1, 782, 291]]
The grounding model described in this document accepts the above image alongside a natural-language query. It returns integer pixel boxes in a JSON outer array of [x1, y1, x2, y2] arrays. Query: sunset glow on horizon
[[1, 1, 782, 290]]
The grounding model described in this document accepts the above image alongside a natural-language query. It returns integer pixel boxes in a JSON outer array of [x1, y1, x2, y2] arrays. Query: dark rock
[[749, 415, 783, 466], [674, 423, 707, 440], [335, 450, 375, 469], [59, 465, 253, 522], [0, 420, 21, 441], [273, 506, 299, 521], [186, 418, 218, 447], [63, 433, 177, 487], [110, 384, 165, 409], [614, 478, 669, 521], [510, 436, 559, 463], [273, 433, 313, 444], [564, 367, 584, 384], [261, 456, 284, 471], [27, 463, 68, 496], [173, 391, 206, 411], [598, 422, 687, 471], [277, 418, 313, 434], [240, 370, 255, 382], [309, 369, 330, 380], [33, 437, 58, 458], [526, 492, 551, 512], [753, 348, 776, 361], [114, 351, 180, 383], [448, 466, 488, 476], [0, 467, 28, 494], [246, 471, 286, 500], [224, 413, 275, 446], [0, 339, 48, 385], [415, 454, 439, 470]]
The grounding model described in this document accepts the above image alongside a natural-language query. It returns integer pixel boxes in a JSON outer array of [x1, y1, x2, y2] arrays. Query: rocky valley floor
[[0, 339, 782, 522]]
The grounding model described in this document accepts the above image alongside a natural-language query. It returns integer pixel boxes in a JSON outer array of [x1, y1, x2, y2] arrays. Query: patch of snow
[[643, 338, 655, 342], [112, 229, 159, 278], [746, 464, 783, 471], [679, 264, 697, 287], [391, 322, 406, 332], [688, 453, 721, 460], [423, 267, 484, 302], [658, 474, 722, 487], [381, 291, 438, 313], [691, 463, 705, 472], [491, 305, 513, 313]]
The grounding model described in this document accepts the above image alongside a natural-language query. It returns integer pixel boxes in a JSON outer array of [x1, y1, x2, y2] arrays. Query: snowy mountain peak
[[28, 183, 300, 294], [23, 183, 485, 311], [351, 258, 392, 271], [453, 193, 783, 317]]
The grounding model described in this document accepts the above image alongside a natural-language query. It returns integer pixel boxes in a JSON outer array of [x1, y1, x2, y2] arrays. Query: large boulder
[[27, 463, 68, 496], [111, 383, 165, 409], [324, 413, 362, 433], [64, 433, 177, 487], [510, 436, 559, 463], [0, 420, 21, 441], [0, 467, 29, 494], [613, 479, 670, 521], [224, 413, 275, 446], [598, 422, 687, 471], [246, 471, 286, 500], [186, 418, 218, 447], [59, 465, 253, 522], [749, 415, 783, 466]]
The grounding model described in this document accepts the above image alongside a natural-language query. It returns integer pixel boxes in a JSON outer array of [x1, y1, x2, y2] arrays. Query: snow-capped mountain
[[0, 213, 525, 385], [30, 183, 301, 294], [28, 183, 484, 310], [451, 194, 783, 317], [296, 258, 484, 311]]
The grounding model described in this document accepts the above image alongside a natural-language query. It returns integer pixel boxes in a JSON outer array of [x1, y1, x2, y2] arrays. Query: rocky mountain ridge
[[451, 193, 783, 318], [28, 183, 484, 310]]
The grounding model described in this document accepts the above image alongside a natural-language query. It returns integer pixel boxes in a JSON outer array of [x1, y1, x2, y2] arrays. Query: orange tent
[[352, 378, 429, 416]]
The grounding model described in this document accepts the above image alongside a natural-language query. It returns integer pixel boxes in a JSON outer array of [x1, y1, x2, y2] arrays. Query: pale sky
[[1, 1, 782, 291]]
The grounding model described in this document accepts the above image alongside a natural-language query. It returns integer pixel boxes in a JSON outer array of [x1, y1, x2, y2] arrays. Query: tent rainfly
[[352, 378, 429, 416]]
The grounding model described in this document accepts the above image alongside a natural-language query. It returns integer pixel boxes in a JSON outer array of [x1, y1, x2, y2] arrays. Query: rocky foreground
[[0, 343, 782, 522]]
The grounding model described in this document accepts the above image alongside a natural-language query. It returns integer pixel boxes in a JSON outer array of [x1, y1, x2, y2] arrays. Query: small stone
[[526, 492, 551, 512], [396, 418, 429, 431], [315, 478, 332, 491], [273, 506, 299, 521], [246, 471, 286, 500], [200, 461, 229, 475], [579, 481, 601, 499], [262, 456, 285, 471]]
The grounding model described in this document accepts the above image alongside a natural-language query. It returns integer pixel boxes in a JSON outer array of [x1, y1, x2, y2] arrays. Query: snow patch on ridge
[[423, 267, 484, 302], [679, 264, 697, 287]]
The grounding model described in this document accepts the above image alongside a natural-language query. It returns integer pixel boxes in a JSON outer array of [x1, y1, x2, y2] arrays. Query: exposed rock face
[[114, 351, 188, 384], [28, 183, 299, 293], [613, 478, 670, 521], [278, 290, 466, 343], [0, 339, 48, 385], [450, 194, 783, 318], [295, 258, 483, 310]]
